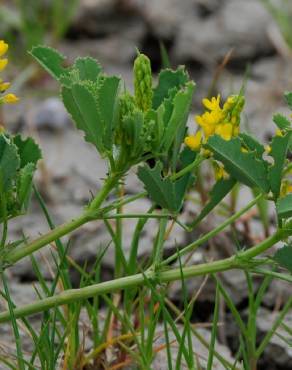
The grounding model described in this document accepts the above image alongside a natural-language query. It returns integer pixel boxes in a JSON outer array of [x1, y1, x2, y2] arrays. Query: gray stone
[[32, 97, 71, 131], [174, 0, 274, 65], [256, 308, 292, 367], [152, 325, 236, 369]]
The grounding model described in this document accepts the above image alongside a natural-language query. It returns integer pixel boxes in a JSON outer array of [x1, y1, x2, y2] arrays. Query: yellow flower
[[0, 40, 8, 57], [280, 181, 292, 197], [215, 123, 233, 141], [0, 81, 10, 92], [186, 93, 245, 151], [2, 93, 19, 104], [184, 131, 202, 151], [213, 161, 228, 180], [202, 94, 221, 111], [275, 128, 283, 137], [0, 58, 8, 71], [264, 145, 271, 154]]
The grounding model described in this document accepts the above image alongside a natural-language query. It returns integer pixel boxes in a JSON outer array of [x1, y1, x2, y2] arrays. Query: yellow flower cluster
[[185, 94, 245, 151], [0, 40, 19, 105]]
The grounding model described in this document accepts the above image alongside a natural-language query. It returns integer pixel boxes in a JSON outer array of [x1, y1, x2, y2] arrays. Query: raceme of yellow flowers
[[185, 94, 245, 151], [0, 40, 19, 105]]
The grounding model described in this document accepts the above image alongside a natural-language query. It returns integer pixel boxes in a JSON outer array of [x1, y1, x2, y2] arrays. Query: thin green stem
[[170, 155, 204, 181], [161, 193, 263, 266], [0, 228, 286, 324], [5, 174, 120, 266]]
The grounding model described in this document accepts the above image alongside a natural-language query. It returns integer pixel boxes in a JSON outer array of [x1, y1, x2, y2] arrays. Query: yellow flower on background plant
[[0, 59, 8, 72], [2, 93, 19, 104], [0, 40, 8, 57], [0, 40, 19, 106]]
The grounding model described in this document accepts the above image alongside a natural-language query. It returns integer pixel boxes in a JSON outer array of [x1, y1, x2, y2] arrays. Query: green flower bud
[[133, 52, 153, 112]]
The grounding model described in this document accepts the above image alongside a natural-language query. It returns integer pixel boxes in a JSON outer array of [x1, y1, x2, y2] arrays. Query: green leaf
[[239, 133, 265, 159], [273, 245, 292, 273], [123, 110, 144, 158], [284, 91, 292, 110], [97, 76, 121, 150], [74, 57, 102, 82], [30, 45, 68, 81], [268, 131, 292, 198], [0, 135, 20, 192], [13, 135, 42, 168], [276, 194, 292, 219], [206, 135, 270, 192], [17, 163, 35, 209], [273, 114, 291, 130], [190, 177, 236, 228], [160, 81, 195, 153], [153, 67, 189, 109], [137, 161, 192, 212], [61, 83, 104, 153]]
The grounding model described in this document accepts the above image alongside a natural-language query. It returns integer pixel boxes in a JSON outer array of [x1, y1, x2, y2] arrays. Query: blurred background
[[1, 1, 292, 368]]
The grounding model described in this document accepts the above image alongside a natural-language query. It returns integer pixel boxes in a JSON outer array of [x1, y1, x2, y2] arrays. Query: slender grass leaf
[[206, 135, 270, 192]]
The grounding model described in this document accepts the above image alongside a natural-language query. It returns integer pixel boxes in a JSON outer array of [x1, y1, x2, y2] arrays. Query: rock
[[174, 0, 274, 65], [257, 308, 292, 368], [135, 0, 194, 39], [152, 325, 236, 369], [32, 97, 71, 131]]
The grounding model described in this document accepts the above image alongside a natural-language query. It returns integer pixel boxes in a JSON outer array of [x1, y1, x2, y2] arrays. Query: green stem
[[0, 229, 286, 323], [170, 155, 204, 181], [161, 193, 263, 266], [5, 174, 120, 266]]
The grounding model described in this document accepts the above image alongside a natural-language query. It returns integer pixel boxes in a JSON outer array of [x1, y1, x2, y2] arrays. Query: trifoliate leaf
[[190, 177, 236, 228], [276, 194, 292, 219], [153, 67, 189, 109], [206, 135, 270, 192], [160, 81, 195, 153], [13, 135, 42, 168], [273, 245, 292, 273], [137, 161, 192, 213], [61, 83, 105, 153], [30, 46, 68, 81], [0, 134, 20, 191], [268, 131, 292, 199], [273, 114, 291, 130]]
